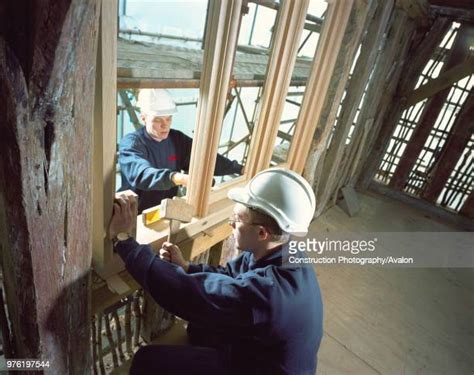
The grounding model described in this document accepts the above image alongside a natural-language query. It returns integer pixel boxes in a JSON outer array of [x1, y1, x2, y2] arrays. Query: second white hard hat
[[228, 168, 316, 236], [138, 89, 177, 117]]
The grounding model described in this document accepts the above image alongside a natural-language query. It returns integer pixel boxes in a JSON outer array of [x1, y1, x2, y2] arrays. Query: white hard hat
[[228, 168, 316, 236], [137, 89, 177, 117]]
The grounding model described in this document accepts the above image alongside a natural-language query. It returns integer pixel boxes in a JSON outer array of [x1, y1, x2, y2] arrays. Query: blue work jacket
[[116, 239, 323, 374], [119, 128, 242, 212]]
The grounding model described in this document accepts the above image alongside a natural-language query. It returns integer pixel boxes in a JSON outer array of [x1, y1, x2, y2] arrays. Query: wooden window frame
[[91, 0, 355, 286]]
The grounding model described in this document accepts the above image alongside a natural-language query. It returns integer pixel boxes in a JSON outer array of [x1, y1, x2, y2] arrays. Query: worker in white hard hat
[[109, 168, 323, 375], [118, 89, 244, 213]]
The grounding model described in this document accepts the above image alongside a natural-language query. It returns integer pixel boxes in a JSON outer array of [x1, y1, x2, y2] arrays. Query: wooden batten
[[288, 0, 354, 176], [186, 0, 243, 217], [245, 0, 310, 177], [92, 0, 118, 270], [404, 56, 474, 108]]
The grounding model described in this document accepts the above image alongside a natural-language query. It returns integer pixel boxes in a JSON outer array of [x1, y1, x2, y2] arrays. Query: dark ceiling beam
[[429, 0, 474, 8], [430, 5, 474, 22]]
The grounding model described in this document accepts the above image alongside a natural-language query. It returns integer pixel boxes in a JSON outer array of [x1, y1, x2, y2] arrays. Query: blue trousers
[[129, 345, 229, 375]]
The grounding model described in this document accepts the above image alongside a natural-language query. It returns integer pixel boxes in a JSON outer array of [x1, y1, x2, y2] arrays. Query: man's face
[[229, 203, 261, 251], [143, 114, 173, 141]]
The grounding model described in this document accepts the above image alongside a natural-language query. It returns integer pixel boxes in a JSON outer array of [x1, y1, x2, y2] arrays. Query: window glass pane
[[118, 0, 207, 83]]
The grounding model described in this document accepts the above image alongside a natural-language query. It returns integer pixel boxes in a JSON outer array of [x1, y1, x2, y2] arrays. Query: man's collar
[[249, 242, 288, 269]]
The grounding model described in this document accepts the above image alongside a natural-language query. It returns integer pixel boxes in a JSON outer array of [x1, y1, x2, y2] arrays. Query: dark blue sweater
[[119, 128, 242, 212], [116, 239, 323, 374]]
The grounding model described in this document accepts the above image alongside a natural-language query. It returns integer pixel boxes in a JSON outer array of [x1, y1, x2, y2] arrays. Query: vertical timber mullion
[[92, 0, 117, 269], [288, 0, 354, 175], [246, 0, 310, 177], [186, 0, 243, 217]]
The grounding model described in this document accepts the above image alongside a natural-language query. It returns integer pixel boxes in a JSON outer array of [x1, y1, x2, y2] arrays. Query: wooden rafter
[[405, 56, 474, 108], [116, 38, 313, 89], [357, 16, 450, 190], [316, 0, 393, 214], [421, 92, 473, 201], [430, 5, 474, 22], [390, 24, 473, 190]]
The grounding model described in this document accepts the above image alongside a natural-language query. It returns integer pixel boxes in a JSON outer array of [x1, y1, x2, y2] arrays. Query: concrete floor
[[314, 191, 474, 374]]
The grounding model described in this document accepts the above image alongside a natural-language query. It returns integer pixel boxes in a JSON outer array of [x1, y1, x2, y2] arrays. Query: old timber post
[[0, 1, 100, 373]]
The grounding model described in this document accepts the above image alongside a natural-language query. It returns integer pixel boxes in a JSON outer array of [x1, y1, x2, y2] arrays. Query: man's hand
[[171, 172, 189, 186], [159, 242, 189, 272], [108, 195, 137, 239]]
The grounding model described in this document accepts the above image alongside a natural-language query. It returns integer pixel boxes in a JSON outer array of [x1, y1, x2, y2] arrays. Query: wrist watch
[[112, 232, 131, 247]]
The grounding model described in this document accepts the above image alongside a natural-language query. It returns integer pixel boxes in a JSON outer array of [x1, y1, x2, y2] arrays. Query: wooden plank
[[357, 17, 451, 190], [92, 0, 118, 270], [405, 56, 474, 108], [315, 0, 392, 215], [396, 17, 451, 93], [422, 93, 473, 201], [287, 0, 354, 175], [135, 197, 234, 252], [246, 0, 310, 176], [318, 264, 474, 373], [350, 15, 426, 189], [0, 0, 99, 370], [389, 24, 472, 190], [346, 119, 371, 185], [186, 0, 243, 217], [116, 38, 313, 89], [318, 333, 380, 374], [209, 175, 246, 204], [118, 78, 201, 89]]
